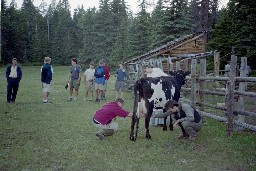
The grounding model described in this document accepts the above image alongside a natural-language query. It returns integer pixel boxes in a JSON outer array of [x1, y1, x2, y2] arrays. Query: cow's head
[[175, 70, 190, 85]]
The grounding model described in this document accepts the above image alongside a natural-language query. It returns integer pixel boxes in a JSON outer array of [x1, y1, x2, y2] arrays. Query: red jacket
[[93, 102, 129, 125], [104, 65, 110, 80]]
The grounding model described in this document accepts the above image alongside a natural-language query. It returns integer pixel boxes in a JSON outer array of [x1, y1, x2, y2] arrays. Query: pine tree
[[77, 7, 98, 63], [208, 0, 256, 69], [110, 0, 129, 65], [162, 0, 192, 43], [128, 0, 151, 58], [1, 1, 27, 63], [49, 0, 74, 64], [150, 0, 166, 48]]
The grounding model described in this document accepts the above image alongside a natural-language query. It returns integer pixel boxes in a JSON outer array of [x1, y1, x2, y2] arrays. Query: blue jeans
[[7, 78, 20, 102]]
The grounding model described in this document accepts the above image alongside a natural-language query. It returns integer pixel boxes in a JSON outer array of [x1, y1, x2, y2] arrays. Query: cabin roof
[[125, 31, 208, 64]]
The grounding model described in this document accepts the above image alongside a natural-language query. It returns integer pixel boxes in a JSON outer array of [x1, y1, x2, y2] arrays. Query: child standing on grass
[[83, 62, 95, 101], [93, 98, 132, 140], [102, 60, 110, 100], [41, 57, 53, 103], [94, 60, 105, 103], [115, 63, 127, 99], [66, 58, 82, 102]]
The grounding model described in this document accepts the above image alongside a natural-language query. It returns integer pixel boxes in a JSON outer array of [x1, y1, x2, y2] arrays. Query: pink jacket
[[93, 102, 129, 124]]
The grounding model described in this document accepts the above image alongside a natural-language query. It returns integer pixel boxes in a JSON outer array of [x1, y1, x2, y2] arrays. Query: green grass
[[1, 66, 256, 171]]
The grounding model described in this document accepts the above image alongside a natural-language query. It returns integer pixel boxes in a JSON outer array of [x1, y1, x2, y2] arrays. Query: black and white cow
[[130, 70, 190, 141]]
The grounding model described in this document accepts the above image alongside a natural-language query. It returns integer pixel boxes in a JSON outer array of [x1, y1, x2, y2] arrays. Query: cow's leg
[[145, 115, 151, 139], [130, 114, 138, 141], [135, 117, 140, 141], [145, 103, 154, 139]]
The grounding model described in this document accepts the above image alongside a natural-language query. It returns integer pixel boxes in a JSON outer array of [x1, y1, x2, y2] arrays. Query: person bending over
[[154, 100, 202, 141], [93, 98, 132, 140]]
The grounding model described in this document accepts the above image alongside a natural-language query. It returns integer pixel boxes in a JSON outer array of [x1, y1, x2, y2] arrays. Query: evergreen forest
[[1, 0, 256, 69]]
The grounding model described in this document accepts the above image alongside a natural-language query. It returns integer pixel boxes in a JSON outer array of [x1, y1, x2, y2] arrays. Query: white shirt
[[147, 68, 168, 78], [9, 66, 17, 78], [84, 68, 95, 81]]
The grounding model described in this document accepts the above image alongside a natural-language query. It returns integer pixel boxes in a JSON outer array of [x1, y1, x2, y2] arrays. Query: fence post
[[199, 59, 206, 112], [176, 61, 180, 71], [214, 52, 220, 88], [236, 57, 247, 131], [226, 55, 237, 136], [168, 57, 174, 72], [184, 59, 189, 72], [159, 58, 163, 70], [191, 59, 197, 108]]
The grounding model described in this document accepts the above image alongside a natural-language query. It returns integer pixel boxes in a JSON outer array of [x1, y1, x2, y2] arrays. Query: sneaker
[[178, 134, 189, 139], [68, 96, 73, 101], [73, 97, 77, 102], [88, 98, 93, 101], [96, 132, 105, 140], [188, 136, 197, 141]]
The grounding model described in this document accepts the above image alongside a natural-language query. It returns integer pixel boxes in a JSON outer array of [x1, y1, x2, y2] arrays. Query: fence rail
[[190, 54, 256, 136]]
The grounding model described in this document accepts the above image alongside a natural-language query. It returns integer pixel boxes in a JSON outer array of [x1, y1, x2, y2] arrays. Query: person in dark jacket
[[102, 60, 110, 100], [6, 58, 22, 103], [41, 57, 53, 103], [94, 60, 105, 102], [154, 100, 202, 141]]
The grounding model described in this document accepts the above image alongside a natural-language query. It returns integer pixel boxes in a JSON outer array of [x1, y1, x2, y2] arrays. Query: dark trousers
[[7, 78, 19, 102]]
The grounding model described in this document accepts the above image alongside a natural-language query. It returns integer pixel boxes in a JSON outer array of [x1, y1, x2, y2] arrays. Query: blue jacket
[[6, 65, 22, 83], [41, 63, 52, 84], [116, 68, 127, 81], [94, 66, 105, 84]]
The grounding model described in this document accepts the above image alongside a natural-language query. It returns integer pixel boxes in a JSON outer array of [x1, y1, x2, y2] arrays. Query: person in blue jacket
[[41, 57, 53, 103], [94, 60, 105, 102], [6, 58, 22, 103]]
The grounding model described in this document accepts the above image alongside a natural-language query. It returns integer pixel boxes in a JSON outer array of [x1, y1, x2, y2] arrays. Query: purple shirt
[[93, 102, 129, 124]]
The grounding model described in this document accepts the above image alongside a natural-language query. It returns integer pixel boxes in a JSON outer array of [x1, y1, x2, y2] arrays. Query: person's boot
[[102, 129, 114, 136], [178, 133, 189, 139], [187, 128, 197, 141], [96, 130, 105, 140]]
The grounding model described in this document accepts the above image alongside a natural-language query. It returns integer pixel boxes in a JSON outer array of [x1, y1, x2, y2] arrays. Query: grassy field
[[0, 66, 256, 171]]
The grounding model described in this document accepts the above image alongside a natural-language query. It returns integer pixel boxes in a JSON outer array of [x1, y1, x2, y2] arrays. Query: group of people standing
[[5, 57, 129, 104], [82, 59, 110, 102]]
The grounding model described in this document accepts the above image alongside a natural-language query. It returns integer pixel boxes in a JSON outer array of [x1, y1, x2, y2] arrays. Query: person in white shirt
[[84, 62, 95, 101], [144, 65, 168, 77], [143, 65, 168, 126], [6, 58, 22, 103]]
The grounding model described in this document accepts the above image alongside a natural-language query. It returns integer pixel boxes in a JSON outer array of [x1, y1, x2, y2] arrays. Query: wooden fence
[[181, 54, 256, 136], [126, 52, 256, 136]]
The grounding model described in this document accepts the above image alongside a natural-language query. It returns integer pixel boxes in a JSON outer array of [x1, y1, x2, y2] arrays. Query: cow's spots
[[149, 82, 168, 108]]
